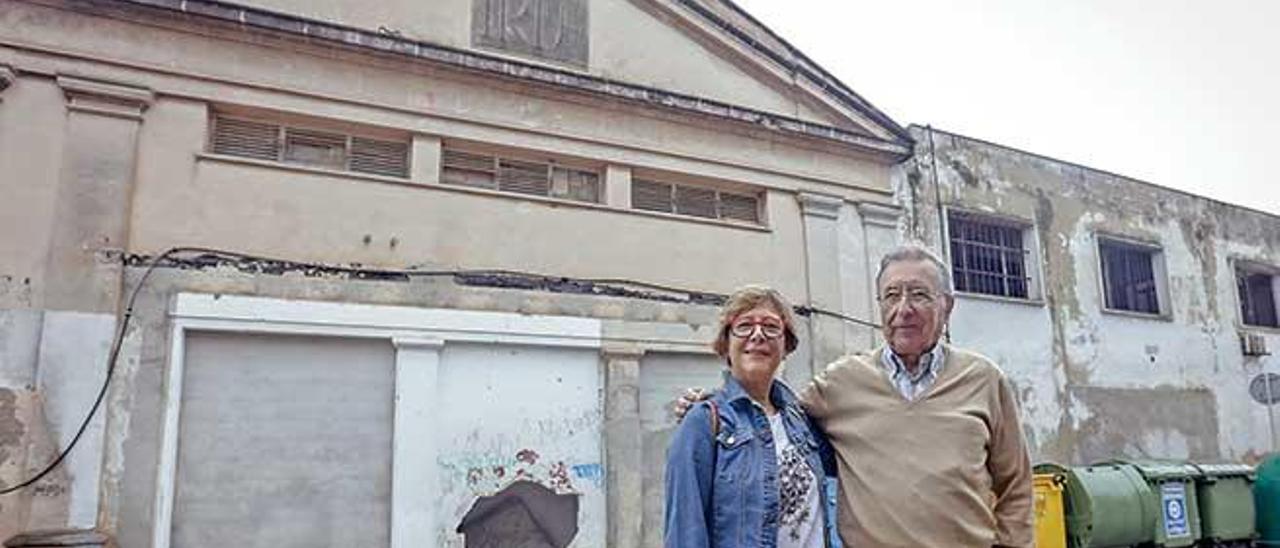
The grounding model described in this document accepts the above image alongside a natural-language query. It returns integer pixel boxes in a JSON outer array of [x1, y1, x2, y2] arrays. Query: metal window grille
[[1238, 272, 1279, 328], [948, 214, 1029, 298], [630, 179, 761, 224], [1100, 240, 1160, 314], [211, 114, 409, 178], [440, 147, 600, 204]]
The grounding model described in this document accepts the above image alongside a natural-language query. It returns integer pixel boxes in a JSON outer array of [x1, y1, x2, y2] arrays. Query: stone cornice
[[797, 192, 843, 220], [57, 74, 154, 120], [856, 201, 903, 229]]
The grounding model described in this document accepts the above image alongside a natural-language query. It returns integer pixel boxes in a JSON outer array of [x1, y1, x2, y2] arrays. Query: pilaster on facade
[[849, 200, 904, 349], [410, 134, 442, 185], [390, 337, 445, 548], [796, 192, 847, 372], [605, 165, 634, 209], [56, 75, 153, 120], [44, 75, 153, 313], [601, 344, 645, 548]]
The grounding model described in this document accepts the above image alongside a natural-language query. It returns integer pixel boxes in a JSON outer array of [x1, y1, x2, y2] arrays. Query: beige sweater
[[800, 345, 1034, 548]]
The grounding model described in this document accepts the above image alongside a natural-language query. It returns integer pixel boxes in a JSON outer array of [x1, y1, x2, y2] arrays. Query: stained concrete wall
[[897, 126, 1280, 465]]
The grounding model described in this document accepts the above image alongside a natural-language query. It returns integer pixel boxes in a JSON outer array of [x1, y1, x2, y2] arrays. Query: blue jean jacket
[[664, 372, 838, 548]]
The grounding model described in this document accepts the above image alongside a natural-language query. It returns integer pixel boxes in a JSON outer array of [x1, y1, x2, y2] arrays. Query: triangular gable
[[603, 0, 911, 145]]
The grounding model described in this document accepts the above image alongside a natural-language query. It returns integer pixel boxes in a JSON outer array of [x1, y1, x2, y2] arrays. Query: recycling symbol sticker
[[1161, 482, 1190, 537]]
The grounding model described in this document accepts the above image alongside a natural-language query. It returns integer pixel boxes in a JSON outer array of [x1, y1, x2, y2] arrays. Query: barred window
[[948, 213, 1029, 299], [1238, 269, 1279, 328], [440, 148, 600, 204], [210, 114, 409, 178], [631, 179, 761, 225], [1099, 238, 1162, 314]]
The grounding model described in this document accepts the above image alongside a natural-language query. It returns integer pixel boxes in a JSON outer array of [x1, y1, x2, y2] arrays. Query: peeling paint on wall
[[1068, 386, 1220, 463], [900, 125, 1280, 464]]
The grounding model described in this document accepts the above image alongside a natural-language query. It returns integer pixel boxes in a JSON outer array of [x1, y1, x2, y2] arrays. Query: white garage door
[[172, 332, 394, 548]]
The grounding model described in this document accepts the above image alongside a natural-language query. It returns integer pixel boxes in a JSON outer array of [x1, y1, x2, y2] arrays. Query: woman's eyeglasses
[[729, 322, 785, 339]]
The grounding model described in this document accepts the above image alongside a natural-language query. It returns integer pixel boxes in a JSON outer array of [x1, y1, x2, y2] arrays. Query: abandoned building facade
[[0, 0, 1275, 546]]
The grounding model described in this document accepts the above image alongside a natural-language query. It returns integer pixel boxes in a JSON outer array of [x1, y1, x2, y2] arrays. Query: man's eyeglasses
[[730, 322, 785, 339], [878, 287, 939, 309]]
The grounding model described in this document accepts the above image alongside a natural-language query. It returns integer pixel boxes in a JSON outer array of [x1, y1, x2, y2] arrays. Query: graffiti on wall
[[443, 448, 602, 496]]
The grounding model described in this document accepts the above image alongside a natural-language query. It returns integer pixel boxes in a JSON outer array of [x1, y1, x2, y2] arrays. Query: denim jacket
[[664, 372, 838, 548]]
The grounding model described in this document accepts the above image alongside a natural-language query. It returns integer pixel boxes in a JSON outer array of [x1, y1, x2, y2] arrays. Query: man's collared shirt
[[880, 345, 946, 401]]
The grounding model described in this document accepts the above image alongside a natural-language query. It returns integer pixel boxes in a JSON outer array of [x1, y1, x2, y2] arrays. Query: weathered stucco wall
[[898, 126, 1280, 465], [0, 1, 904, 545]]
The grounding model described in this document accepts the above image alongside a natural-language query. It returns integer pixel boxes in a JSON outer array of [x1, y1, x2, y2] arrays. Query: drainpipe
[[926, 125, 949, 264], [926, 126, 952, 343]]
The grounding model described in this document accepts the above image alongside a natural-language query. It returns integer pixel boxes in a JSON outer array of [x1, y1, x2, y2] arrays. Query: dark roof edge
[[689, 0, 914, 145], [912, 124, 1279, 220], [101, 0, 911, 158]]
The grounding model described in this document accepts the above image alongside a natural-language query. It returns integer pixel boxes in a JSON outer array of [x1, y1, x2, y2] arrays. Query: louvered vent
[[720, 192, 760, 223], [211, 117, 281, 161], [497, 158, 551, 197], [284, 128, 346, 169], [350, 137, 409, 177], [441, 147, 600, 203], [631, 177, 763, 225], [211, 114, 410, 178], [632, 179, 674, 213], [674, 186, 717, 219], [551, 167, 600, 203], [441, 149, 498, 189]]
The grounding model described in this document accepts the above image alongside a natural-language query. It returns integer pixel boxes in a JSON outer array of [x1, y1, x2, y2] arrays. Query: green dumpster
[[1122, 461, 1203, 548], [1189, 463, 1256, 544], [1036, 462, 1156, 548], [1260, 454, 1280, 547]]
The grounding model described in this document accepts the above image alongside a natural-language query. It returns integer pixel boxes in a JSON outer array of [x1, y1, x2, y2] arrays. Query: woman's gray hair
[[875, 243, 954, 295]]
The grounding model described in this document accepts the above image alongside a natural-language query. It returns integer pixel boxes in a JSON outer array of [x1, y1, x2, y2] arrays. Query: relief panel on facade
[[472, 0, 589, 67]]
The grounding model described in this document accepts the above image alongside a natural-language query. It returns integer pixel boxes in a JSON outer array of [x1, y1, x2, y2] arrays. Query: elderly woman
[[663, 285, 835, 548]]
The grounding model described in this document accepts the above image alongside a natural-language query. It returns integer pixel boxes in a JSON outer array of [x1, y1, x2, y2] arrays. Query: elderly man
[[679, 244, 1033, 547]]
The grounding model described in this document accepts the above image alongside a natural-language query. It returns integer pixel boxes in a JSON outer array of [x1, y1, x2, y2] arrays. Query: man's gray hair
[[875, 243, 954, 296]]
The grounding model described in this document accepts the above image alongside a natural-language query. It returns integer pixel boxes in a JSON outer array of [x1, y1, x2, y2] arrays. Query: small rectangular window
[[210, 114, 409, 178], [1099, 238, 1161, 314], [284, 128, 346, 170], [630, 178, 761, 225], [1238, 269, 1279, 328], [948, 212, 1030, 299], [440, 146, 600, 204]]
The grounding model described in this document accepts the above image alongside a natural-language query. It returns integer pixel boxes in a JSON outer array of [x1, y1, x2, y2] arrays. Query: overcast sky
[[732, 0, 1280, 216]]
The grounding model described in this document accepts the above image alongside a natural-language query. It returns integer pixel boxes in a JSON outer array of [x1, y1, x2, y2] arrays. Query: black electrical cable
[[0, 246, 187, 495], [0, 246, 879, 495]]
